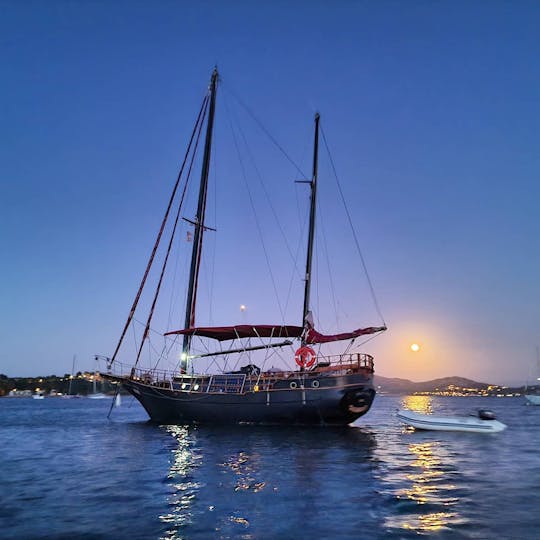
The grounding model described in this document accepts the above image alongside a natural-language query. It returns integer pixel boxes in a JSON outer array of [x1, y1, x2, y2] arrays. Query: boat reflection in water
[[381, 395, 467, 535]]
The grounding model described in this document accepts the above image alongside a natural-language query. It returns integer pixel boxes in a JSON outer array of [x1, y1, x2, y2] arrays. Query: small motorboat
[[397, 409, 507, 433], [525, 394, 540, 405]]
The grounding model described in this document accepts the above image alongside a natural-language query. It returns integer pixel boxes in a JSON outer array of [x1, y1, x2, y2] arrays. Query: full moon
[[410, 343, 420, 352]]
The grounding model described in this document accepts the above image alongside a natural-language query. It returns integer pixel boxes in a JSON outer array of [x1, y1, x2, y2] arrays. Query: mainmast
[[181, 68, 219, 372], [301, 112, 320, 345]]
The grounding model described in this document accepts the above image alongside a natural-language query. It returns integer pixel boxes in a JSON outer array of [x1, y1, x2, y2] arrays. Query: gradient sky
[[2, 1, 540, 384]]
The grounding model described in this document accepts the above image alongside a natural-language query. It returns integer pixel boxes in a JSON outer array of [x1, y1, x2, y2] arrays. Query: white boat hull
[[525, 394, 540, 405], [397, 409, 507, 433]]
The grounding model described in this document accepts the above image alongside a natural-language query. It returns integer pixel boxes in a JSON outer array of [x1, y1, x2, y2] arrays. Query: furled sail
[[304, 326, 386, 344], [165, 325, 304, 341], [165, 324, 386, 343]]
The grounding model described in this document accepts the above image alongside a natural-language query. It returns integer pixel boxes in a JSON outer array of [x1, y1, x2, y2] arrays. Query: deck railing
[[103, 351, 374, 390]]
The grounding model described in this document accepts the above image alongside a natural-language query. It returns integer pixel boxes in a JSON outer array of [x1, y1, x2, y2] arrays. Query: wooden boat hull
[[397, 409, 507, 433], [108, 372, 375, 426]]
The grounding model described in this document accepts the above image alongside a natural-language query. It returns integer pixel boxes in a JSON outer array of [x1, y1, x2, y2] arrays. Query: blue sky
[[1, 1, 539, 384]]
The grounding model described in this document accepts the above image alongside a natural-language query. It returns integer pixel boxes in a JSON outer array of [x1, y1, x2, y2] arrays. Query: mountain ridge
[[374, 375, 494, 394]]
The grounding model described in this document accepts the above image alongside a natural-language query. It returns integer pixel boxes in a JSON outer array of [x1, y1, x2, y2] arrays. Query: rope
[[320, 125, 387, 327], [318, 203, 340, 330], [222, 83, 308, 180], [109, 93, 210, 366], [225, 100, 286, 321], [233, 104, 304, 282], [133, 98, 209, 369], [167, 100, 210, 331]]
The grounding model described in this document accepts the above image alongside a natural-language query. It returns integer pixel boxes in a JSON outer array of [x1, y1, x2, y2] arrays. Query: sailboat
[[525, 346, 540, 405], [88, 357, 107, 399], [62, 354, 82, 398], [102, 69, 386, 425]]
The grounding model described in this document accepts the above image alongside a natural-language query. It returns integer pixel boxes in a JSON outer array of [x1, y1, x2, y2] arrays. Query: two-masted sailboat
[[103, 69, 386, 425]]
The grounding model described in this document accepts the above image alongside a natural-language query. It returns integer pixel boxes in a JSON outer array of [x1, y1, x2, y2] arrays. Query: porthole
[[290, 381, 298, 389], [311, 380, 320, 388]]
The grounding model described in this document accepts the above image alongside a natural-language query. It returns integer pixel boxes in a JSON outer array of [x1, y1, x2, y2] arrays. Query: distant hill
[[374, 375, 492, 394]]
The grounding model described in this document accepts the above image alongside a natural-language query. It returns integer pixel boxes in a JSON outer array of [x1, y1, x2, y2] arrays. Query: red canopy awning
[[164, 324, 304, 341], [165, 324, 386, 343]]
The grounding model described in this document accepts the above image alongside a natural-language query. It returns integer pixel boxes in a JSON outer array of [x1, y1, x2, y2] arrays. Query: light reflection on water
[[368, 395, 470, 536], [160, 425, 203, 538], [401, 394, 433, 414]]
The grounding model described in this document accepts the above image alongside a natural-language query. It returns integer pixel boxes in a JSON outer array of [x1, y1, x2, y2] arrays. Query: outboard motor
[[478, 409, 497, 420]]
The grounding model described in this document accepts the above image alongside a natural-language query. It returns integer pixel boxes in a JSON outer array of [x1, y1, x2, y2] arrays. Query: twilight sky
[[1, 1, 539, 385]]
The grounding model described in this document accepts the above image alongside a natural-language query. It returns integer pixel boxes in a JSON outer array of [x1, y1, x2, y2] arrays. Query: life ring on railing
[[294, 346, 317, 368]]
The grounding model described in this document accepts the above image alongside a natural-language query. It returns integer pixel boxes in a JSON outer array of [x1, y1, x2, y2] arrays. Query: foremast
[[301, 112, 320, 346], [181, 68, 219, 373]]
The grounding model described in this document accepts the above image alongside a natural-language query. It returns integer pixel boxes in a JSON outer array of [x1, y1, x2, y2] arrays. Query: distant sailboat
[[525, 346, 540, 405], [88, 357, 107, 399], [62, 354, 81, 399]]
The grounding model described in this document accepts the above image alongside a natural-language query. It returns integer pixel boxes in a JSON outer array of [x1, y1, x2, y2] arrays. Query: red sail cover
[[164, 325, 304, 341], [165, 324, 386, 343], [305, 326, 386, 344]]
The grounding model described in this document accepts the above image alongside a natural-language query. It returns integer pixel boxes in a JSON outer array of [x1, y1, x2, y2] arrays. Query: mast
[[181, 68, 219, 372], [302, 112, 320, 345]]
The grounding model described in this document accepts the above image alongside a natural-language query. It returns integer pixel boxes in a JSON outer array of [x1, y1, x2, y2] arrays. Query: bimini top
[[165, 324, 386, 343]]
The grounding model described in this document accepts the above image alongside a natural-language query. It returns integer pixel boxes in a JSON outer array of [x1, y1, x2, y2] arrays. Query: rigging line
[[109, 93, 210, 366], [165, 240, 180, 329], [320, 125, 387, 327], [134, 166, 195, 368], [283, 208, 309, 319], [167, 100, 209, 332], [222, 83, 308, 180], [353, 331, 385, 349], [315, 220, 320, 329], [318, 201, 340, 331], [134, 89, 209, 370], [131, 320, 138, 356], [208, 150, 219, 325], [233, 106, 304, 282], [224, 100, 286, 322]]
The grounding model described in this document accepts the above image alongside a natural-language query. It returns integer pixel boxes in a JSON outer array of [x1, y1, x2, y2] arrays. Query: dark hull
[[110, 372, 376, 426]]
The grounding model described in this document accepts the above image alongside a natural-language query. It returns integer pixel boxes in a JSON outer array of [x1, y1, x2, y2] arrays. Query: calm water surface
[[1, 395, 539, 539]]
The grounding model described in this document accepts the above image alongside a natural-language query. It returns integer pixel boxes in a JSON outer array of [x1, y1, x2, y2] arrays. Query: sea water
[[1, 395, 539, 539]]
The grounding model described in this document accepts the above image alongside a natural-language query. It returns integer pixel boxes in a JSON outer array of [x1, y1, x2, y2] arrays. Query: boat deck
[[105, 352, 374, 395]]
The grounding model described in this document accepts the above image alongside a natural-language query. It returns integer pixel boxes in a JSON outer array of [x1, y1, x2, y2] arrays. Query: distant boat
[[397, 409, 507, 433], [32, 390, 45, 400], [62, 354, 82, 399], [87, 393, 107, 400], [87, 358, 107, 399], [524, 346, 540, 405], [525, 394, 540, 405]]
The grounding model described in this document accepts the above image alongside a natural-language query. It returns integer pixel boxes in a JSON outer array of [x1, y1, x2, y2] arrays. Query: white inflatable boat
[[397, 409, 507, 433]]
